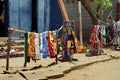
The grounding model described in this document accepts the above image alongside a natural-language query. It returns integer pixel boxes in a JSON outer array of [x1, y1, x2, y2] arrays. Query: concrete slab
[[20, 70, 47, 80], [0, 73, 25, 80]]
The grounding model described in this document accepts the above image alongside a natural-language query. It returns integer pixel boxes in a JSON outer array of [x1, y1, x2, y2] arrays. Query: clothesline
[[8, 25, 63, 34], [6, 26, 64, 70]]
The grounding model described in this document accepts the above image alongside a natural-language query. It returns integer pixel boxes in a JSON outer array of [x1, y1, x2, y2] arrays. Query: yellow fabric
[[77, 46, 85, 53]]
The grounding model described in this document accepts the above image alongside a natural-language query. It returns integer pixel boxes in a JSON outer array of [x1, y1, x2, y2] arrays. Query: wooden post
[[6, 28, 14, 70], [78, 0, 83, 46], [57, 0, 69, 21], [6, 28, 26, 70]]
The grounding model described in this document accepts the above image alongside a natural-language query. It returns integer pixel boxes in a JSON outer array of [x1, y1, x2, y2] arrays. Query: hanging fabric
[[28, 32, 35, 57], [40, 31, 49, 58], [101, 25, 106, 46], [24, 32, 28, 66], [35, 33, 41, 59], [47, 31, 54, 57], [112, 21, 120, 46], [90, 25, 101, 48], [9, 0, 32, 37], [60, 21, 76, 59]]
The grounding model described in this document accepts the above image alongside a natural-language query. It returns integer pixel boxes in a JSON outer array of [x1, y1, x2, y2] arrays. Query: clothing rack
[[6, 28, 60, 70]]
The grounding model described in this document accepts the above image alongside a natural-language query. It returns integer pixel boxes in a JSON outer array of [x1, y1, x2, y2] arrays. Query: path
[[57, 59, 120, 80]]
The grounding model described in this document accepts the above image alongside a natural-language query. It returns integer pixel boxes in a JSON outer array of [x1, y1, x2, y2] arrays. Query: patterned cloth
[[35, 33, 41, 59], [112, 21, 120, 46], [40, 31, 49, 58], [47, 31, 55, 57], [28, 32, 35, 57], [90, 25, 101, 48]]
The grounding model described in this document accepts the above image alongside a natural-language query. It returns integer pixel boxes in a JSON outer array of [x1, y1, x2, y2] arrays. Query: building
[[0, 0, 119, 43]]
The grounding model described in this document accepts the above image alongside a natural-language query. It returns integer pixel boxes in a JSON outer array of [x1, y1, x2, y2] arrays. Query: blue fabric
[[44, 0, 50, 31], [38, 0, 63, 32], [40, 32, 49, 58], [37, 0, 45, 33], [50, 0, 63, 31], [8, 0, 32, 37], [19, 0, 32, 32], [5, 0, 63, 36], [116, 22, 120, 33], [9, 0, 20, 37]]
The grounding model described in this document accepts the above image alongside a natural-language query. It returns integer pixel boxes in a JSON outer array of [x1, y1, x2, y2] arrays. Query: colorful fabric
[[90, 25, 101, 48], [101, 25, 106, 46], [61, 21, 76, 58], [106, 19, 116, 44], [28, 32, 35, 57], [116, 21, 120, 33], [113, 21, 120, 46], [40, 32, 49, 58], [47, 31, 54, 57], [35, 33, 41, 59]]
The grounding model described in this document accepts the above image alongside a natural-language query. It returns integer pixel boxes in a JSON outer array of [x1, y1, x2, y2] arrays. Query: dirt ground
[[57, 59, 120, 80]]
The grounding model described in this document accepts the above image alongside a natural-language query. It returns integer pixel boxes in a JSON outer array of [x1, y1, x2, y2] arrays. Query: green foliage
[[93, 0, 112, 10]]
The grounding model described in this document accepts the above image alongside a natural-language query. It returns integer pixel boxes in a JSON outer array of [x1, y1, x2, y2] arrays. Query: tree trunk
[[97, 4, 104, 21], [79, 0, 98, 25]]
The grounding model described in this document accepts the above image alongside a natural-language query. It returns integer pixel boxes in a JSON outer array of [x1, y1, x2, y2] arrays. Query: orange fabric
[[77, 46, 85, 53], [28, 32, 35, 57]]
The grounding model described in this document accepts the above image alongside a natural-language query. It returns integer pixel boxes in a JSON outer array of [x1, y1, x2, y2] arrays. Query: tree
[[79, 0, 112, 25]]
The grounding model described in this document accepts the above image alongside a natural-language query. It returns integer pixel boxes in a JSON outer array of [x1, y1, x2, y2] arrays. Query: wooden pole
[[8, 28, 26, 34], [6, 28, 14, 70], [57, 0, 69, 21], [78, 0, 83, 46], [6, 28, 26, 70]]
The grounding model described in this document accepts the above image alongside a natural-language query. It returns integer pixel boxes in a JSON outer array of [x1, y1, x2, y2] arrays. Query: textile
[[61, 21, 76, 58], [113, 21, 120, 46], [90, 25, 101, 48], [24, 32, 28, 66], [28, 32, 35, 57], [40, 32, 49, 58], [47, 31, 54, 57], [35, 33, 41, 59]]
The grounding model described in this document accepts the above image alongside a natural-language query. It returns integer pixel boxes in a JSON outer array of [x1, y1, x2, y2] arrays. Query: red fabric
[[47, 31, 55, 57], [90, 25, 95, 47], [91, 25, 95, 33]]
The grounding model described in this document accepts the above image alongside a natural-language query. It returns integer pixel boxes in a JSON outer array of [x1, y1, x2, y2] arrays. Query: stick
[[6, 29, 14, 70], [8, 28, 26, 34]]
